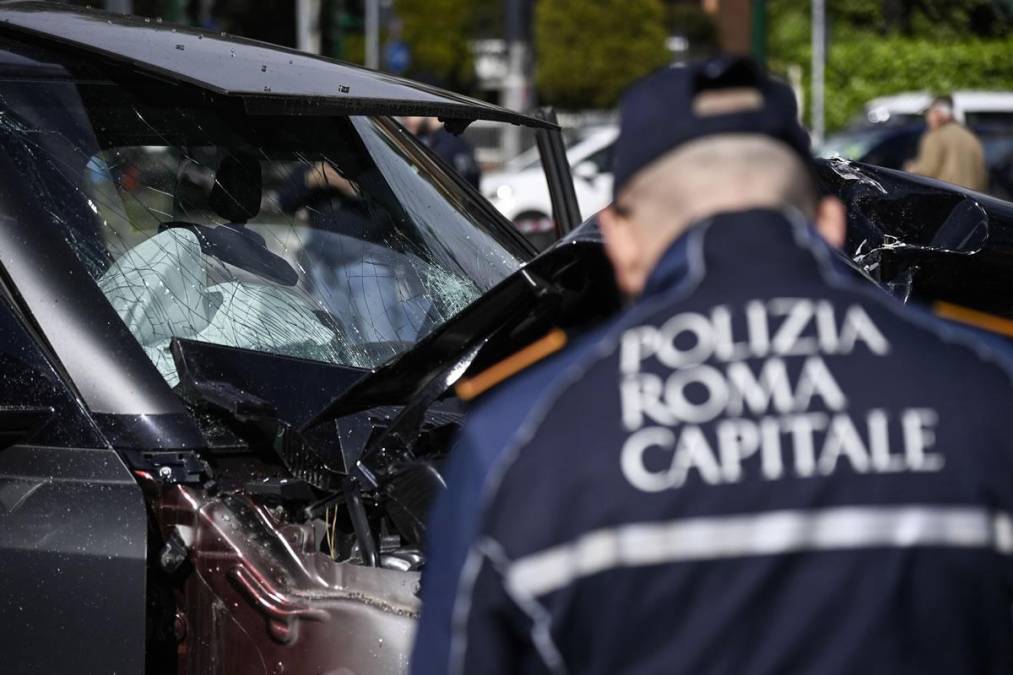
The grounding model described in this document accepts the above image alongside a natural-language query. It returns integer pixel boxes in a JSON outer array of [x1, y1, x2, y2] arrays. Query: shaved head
[[600, 134, 845, 297], [621, 134, 818, 236]]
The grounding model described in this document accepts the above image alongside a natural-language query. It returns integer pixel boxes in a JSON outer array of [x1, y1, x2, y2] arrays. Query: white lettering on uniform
[[657, 312, 714, 368], [815, 300, 839, 353], [745, 301, 770, 356], [793, 356, 847, 412], [725, 358, 794, 417], [620, 408, 944, 492], [817, 414, 871, 475], [716, 418, 760, 482], [613, 299, 945, 493], [664, 365, 729, 423], [769, 298, 818, 356], [669, 425, 722, 488], [838, 305, 890, 355], [902, 408, 944, 471], [868, 408, 905, 472], [782, 412, 829, 478], [712, 305, 749, 361], [620, 326, 659, 375], [759, 417, 784, 480], [620, 427, 676, 493], [620, 373, 674, 431]]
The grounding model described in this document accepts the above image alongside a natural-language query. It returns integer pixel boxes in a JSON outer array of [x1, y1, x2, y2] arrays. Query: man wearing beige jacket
[[905, 94, 987, 191]]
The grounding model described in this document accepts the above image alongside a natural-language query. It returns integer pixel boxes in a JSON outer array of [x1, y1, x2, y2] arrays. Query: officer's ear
[[599, 204, 648, 297], [815, 196, 846, 249]]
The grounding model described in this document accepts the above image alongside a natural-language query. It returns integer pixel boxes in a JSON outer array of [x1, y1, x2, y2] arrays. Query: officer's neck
[[640, 207, 807, 299]]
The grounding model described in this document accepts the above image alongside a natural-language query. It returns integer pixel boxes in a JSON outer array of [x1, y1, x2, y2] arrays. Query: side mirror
[[573, 160, 599, 181]]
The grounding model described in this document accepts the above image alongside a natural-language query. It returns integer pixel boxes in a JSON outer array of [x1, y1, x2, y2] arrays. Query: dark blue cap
[[612, 56, 811, 199]]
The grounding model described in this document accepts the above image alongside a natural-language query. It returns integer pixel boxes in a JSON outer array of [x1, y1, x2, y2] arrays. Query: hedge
[[396, 0, 475, 88], [534, 0, 671, 110], [773, 36, 1013, 131]]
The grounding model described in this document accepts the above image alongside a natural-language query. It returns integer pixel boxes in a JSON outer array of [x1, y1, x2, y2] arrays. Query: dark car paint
[[0, 2, 554, 129], [0, 6, 596, 674], [0, 288, 148, 672], [817, 157, 1013, 318]]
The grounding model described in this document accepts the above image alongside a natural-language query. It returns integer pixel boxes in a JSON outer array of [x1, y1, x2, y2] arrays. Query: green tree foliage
[[667, 2, 718, 57], [767, 0, 1013, 131], [395, 0, 476, 88], [534, 0, 671, 110]]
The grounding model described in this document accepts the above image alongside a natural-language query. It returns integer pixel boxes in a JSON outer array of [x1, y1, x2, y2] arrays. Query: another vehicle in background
[[482, 125, 617, 249], [818, 123, 1013, 199], [856, 90, 1013, 128]]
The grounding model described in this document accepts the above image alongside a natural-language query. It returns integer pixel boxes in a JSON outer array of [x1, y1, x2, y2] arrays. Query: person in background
[[402, 116, 482, 188], [421, 57, 1013, 675], [905, 94, 987, 191]]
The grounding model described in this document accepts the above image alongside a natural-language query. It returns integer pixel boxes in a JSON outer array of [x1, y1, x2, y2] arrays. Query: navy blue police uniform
[[421, 127, 481, 188], [442, 58, 1013, 674], [411, 325, 609, 675]]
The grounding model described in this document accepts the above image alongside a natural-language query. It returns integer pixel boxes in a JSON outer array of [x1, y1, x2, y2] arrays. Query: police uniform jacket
[[449, 208, 1013, 675], [422, 128, 481, 189]]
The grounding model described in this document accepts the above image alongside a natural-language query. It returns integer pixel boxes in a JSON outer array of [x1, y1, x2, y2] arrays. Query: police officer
[[414, 56, 1013, 674], [403, 116, 482, 188]]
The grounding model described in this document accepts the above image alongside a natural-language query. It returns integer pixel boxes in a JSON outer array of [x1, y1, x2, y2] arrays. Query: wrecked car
[[816, 156, 1013, 323], [0, 3, 612, 673], [1, 4, 1009, 675]]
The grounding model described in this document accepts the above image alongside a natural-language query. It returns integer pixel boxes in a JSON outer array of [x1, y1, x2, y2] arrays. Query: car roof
[[0, 1, 553, 129], [865, 91, 1013, 114]]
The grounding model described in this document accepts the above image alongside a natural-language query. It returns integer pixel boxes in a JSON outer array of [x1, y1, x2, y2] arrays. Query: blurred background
[[56, 0, 1013, 241]]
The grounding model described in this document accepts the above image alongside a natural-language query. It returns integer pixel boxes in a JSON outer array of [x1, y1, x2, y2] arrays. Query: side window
[[863, 133, 921, 170], [966, 112, 1013, 128], [0, 293, 101, 448]]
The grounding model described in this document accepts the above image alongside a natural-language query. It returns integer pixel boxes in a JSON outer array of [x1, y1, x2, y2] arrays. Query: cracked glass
[[0, 36, 526, 386]]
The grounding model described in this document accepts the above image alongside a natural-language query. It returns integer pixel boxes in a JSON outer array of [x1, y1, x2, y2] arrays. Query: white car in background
[[482, 126, 618, 247], [860, 90, 1013, 127]]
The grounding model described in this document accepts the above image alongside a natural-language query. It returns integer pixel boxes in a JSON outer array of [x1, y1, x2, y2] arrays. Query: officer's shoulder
[[851, 282, 1013, 401]]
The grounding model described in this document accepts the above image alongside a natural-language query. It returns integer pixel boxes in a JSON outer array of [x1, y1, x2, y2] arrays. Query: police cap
[[612, 56, 811, 199]]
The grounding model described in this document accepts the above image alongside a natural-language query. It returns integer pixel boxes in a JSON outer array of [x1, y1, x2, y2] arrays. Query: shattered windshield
[[0, 37, 526, 386]]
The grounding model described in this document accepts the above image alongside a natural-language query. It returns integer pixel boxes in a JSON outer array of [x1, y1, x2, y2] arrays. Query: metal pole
[[811, 0, 825, 145], [104, 0, 133, 14], [751, 0, 766, 66], [365, 0, 380, 69], [297, 0, 322, 54], [502, 0, 528, 163]]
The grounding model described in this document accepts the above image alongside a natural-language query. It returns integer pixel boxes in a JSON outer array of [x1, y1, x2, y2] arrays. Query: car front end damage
[[3, 5, 1008, 674], [149, 481, 420, 673], [0, 5, 605, 673]]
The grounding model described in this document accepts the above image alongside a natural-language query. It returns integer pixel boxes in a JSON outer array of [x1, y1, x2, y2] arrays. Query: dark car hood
[[817, 157, 1013, 315]]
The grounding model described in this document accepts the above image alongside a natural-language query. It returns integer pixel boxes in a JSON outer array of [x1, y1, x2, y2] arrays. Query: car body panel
[[0, 286, 147, 673], [0, 2, 553, 129], [482, 126, 617, 225], [0, 6, 589, 674], [860, 90, 1013, 127]]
